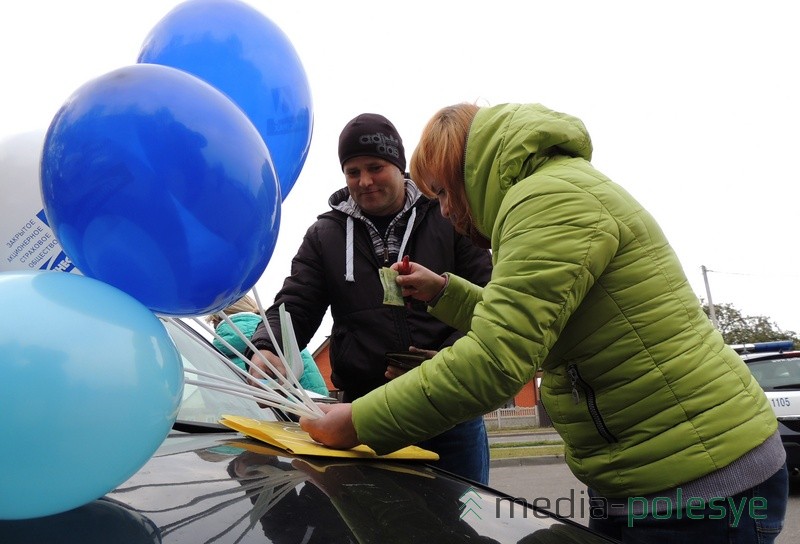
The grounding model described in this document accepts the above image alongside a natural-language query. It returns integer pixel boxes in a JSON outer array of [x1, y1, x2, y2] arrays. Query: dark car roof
[[1, 432, 614, 543], [0, 319, 615, 543]]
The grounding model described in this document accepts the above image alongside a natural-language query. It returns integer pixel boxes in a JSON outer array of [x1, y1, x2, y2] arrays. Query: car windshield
[[747, 355, 800, 391], [163, 319, 277, 428]]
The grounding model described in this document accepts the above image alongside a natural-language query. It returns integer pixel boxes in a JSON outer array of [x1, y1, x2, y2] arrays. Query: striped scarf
[[329, 179, 421, 282]]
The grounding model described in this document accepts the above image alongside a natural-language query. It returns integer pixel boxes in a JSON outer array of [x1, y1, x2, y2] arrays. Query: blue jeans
[[588, 463, 788, 543], [416, 417, 489, 484]]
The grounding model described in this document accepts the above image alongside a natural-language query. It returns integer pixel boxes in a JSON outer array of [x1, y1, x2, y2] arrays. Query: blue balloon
[[0, 271, 184, 519], [138, 0, 314, 200], [41, 63, 281, 316]]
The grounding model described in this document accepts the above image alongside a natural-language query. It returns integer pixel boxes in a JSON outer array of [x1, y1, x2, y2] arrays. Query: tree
[[702, 302, 800, 345]]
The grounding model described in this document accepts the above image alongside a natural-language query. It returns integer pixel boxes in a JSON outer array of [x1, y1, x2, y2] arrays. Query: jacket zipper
[[567, 364, 618, 443], [380, 235, 413, 347]]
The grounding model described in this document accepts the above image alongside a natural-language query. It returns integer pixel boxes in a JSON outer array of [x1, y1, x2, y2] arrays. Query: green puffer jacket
[[352, 103, 776, 497]]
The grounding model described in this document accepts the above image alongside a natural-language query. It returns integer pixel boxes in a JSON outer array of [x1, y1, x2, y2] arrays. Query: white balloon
[[0, 131, 79, 273]]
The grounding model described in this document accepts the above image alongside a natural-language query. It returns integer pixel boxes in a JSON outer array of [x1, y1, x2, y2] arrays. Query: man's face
[[343, 156, 405, 216]]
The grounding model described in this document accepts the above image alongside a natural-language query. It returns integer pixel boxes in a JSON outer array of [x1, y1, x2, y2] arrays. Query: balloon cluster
[[43, 0, 314, 316], [0, 0, 312, 520]]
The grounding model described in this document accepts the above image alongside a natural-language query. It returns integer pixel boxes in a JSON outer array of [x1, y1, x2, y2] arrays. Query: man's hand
[[249, 349, 286, 383], [384, 365, 406, 380], [408, 345, 437, 359], [390, 260, 446, 302], [299, 403, 359, 450], [385, 345, 438, 380]]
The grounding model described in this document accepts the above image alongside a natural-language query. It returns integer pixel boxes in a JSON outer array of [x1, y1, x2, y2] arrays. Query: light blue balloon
[[138, 0, 314, 200], [0, 271, 184, 520]]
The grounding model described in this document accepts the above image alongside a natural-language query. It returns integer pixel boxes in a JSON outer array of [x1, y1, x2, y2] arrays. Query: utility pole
[[701, 265, 719, 329]]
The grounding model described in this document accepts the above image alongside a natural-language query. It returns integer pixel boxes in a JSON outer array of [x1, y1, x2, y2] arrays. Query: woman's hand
[[390, 261, 446, 302], [299, 403, 360, 450]]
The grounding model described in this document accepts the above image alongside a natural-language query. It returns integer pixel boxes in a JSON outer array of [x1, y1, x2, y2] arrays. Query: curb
[[486, 429, 560, 440], [487, 431, 545, 438], [490, 455, 565, 468]]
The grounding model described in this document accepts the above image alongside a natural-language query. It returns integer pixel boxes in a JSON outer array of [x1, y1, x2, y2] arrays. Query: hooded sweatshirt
[[249, 181, 493, 401]]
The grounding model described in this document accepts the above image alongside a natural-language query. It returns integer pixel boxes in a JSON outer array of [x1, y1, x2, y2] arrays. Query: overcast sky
[[2, 0, 798, 349]]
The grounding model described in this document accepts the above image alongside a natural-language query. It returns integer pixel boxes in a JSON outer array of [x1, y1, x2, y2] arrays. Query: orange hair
[[410, 103, 480, 239]]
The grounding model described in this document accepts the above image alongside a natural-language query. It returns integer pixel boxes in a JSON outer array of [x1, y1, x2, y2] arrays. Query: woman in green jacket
[[301, 103, 787, 542]]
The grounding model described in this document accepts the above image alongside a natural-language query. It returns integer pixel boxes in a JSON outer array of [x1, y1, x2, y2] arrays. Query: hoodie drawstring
[[397, 207, 416, 263], [344, 207, 417, 283], [345, 217, 355, 282]]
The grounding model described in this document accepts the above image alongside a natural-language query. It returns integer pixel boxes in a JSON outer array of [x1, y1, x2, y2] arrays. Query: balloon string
[[251, 290, 316, 408], [172, 292, 325, 419], [183, 377, 319, 419], [184, 367, 313, 411], [186, 315, 322, 419], [201, 314, 306, 406]]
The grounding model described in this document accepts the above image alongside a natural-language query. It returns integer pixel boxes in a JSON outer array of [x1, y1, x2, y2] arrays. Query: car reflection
[[107, 439, 611, 543], [0, 499, 161, 544]]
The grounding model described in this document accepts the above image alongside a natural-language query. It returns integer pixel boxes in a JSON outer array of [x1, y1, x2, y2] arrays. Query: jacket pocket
[[567, 363, 618, 443]]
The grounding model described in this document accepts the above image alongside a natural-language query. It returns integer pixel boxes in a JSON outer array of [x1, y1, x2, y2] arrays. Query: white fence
[[483, 406, 539, 429]]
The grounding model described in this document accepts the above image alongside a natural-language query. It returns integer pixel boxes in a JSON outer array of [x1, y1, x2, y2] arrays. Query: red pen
[[399, 255, 411, 275], [399, 255, 411, 308]]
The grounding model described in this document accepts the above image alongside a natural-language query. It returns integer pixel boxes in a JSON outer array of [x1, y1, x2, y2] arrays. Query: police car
[[735, 340, 800, 475]]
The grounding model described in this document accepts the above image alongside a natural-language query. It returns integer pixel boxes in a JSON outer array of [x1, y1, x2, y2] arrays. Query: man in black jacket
[[249, 113, 493, 483]]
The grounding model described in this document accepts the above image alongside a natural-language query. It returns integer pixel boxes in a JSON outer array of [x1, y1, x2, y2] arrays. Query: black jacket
[[250, 188, 492, 401]]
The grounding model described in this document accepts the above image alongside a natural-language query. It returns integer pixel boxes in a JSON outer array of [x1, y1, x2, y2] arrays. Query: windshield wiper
[[172, 420, 233, 433], [770, 384, 800, 390]]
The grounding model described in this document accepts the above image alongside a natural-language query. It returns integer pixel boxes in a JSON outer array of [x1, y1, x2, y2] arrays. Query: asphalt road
[[489, 460, 799, 543]]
